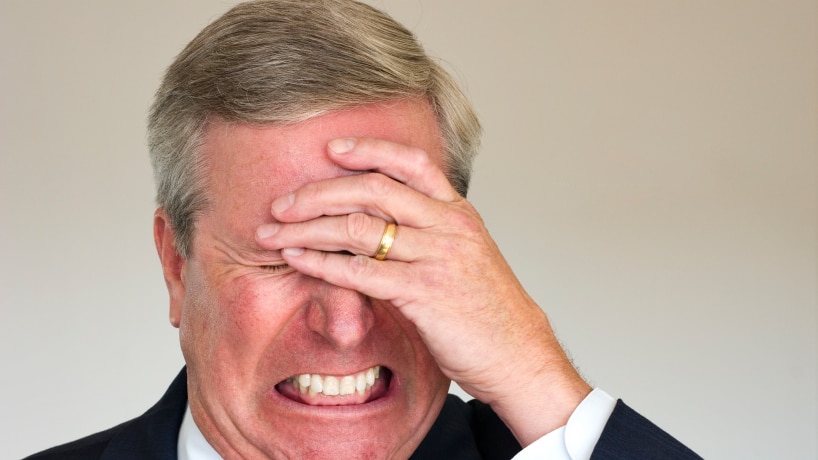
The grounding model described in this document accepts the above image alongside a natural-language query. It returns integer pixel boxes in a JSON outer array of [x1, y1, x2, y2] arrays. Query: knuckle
[[365, 173, 393, 197], [345, 212, 371, 242], [410, 147, 433, 169], [403, 146, 433, 178], [347, 254, 376, 280], [448, 207, 482, 235], [417, 262, 447, 293], [417, 265, 438, 287]]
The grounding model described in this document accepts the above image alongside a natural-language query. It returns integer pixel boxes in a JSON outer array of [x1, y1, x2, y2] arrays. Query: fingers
[[257, 213, 424, 262], [278, 247, 415, 305], [260, 136, 480, 267], [270, 136, 464, 227], [270, 172, 450, 229], [326, 137, 461, 203]]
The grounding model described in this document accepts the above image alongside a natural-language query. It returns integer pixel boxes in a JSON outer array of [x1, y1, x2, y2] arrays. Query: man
[[28, 1, 700, 458]]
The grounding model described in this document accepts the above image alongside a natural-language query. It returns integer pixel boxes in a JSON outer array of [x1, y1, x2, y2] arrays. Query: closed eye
[[259, 264, 290, 273]]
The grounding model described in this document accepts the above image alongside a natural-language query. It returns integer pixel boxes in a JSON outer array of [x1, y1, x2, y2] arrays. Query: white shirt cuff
[[511, 388, 616, 460]]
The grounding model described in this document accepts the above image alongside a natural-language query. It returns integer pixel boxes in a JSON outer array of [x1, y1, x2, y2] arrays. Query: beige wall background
[[1, 1, 816, 458]]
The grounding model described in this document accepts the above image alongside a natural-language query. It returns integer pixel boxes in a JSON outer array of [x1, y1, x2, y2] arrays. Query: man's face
[[161, 99, 450, 458]]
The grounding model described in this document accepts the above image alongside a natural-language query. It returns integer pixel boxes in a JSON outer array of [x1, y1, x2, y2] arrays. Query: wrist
[[489, 355, 592, 446]]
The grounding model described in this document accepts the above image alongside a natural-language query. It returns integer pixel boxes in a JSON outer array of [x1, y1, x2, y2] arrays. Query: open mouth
[[275, 365, 392, 406]]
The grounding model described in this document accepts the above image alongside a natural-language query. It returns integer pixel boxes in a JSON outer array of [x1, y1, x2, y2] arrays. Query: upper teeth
[[289, 365, 382, 397]]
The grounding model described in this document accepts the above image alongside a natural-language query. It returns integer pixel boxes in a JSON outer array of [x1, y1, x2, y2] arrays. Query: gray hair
[[147, 0, 482, 257]]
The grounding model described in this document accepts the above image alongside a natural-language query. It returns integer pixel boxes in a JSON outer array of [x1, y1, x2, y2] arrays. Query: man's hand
[[255, 137, 591, 446]]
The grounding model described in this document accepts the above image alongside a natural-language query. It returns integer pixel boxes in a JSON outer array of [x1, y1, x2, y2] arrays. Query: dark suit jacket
[[25, 369, 700, 459]]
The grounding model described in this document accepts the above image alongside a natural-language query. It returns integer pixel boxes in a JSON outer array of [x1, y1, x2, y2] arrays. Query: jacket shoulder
[[23, 421, 129, 460], [23, 369, 188, 460]]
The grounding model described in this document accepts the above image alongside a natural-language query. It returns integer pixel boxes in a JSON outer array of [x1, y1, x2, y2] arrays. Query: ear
[[154, 208, 187, 328]]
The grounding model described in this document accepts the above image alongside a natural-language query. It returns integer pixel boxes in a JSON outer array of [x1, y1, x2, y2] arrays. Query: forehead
[[198, 99, 444, 235]]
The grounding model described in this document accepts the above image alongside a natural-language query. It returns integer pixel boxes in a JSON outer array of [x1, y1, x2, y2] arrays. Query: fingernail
[[256, 223, 280, 240], [271, 193, 294, 215], [282, 247, 305, 256], [328, 137, 356, 154]]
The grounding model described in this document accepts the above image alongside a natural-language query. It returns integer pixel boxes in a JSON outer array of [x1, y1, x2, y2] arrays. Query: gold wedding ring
[[373, 222, 397, 261]]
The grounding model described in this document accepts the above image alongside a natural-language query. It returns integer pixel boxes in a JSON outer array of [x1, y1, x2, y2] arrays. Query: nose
[[306, 284, 375, 350]]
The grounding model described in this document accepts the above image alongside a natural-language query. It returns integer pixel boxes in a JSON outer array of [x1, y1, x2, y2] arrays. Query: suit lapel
[[100, 369, 188, 460]]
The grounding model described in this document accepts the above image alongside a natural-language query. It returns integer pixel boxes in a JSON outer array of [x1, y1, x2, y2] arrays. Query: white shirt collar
[[178, 405, 222, 460]]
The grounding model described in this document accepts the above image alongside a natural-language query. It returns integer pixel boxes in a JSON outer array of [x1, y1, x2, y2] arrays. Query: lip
[[268, 367, 398, 418]]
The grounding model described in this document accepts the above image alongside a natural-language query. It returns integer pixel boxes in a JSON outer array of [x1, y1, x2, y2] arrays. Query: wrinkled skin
[[155, 99, 590, 459]]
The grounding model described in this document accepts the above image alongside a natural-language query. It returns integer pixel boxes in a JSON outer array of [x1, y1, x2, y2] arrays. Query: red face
[[159, 100, 451, 458]]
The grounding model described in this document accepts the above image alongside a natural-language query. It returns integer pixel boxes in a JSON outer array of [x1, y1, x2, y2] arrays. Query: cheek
[[179, 273, 304, 364]]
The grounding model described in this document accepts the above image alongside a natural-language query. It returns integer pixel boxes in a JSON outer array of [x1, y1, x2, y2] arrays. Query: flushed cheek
[[183, 275, 310, 436], [181, 271, 304, 384], [212, 275, 303, 354]]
